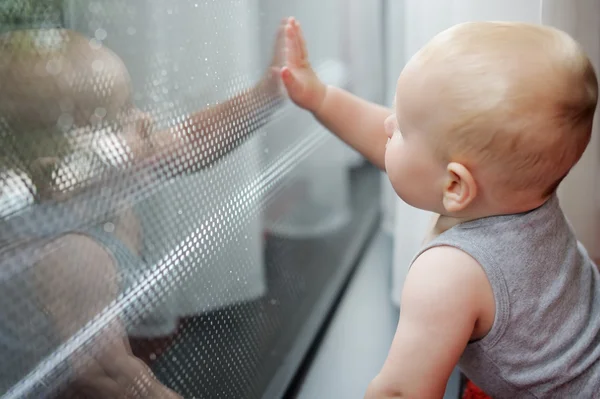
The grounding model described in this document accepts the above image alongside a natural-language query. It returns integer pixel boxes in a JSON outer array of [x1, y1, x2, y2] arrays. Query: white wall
[[543, 0, 600, 260]]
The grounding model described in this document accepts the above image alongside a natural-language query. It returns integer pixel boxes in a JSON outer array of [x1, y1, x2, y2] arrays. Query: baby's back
[[417, 194, 600, 398]]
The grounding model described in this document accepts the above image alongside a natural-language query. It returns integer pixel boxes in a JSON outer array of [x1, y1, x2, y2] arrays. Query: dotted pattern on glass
[[0, 1, 373, 398]]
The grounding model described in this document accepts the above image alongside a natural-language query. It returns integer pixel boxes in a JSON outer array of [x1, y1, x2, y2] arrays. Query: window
[[0, 1, 382, 398]]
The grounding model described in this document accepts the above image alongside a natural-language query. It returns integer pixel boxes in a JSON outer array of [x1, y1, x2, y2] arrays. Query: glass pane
[[0, 1, 381, 398]]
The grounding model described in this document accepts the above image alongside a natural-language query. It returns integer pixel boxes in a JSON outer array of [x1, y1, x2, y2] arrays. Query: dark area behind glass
[[0, 1, 381, 398]]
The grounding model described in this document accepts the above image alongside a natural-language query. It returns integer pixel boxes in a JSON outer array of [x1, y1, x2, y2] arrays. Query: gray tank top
[[413, 194, 600, 398]]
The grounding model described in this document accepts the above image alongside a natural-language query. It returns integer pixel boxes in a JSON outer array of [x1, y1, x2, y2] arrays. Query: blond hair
[[415, 22, 598, 199]]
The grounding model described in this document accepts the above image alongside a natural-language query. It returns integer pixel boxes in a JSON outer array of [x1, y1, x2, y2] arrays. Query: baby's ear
[[442, 162, 477, 213]]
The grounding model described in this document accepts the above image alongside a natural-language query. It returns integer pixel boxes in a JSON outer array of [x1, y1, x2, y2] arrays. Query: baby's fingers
[[271, 19, 286, 67], [292, 18, 308, 61], [281, 66, 301, 95], [285, 17, 303, 67]]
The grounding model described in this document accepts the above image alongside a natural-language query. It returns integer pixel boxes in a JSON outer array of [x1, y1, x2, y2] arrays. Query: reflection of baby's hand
[[280, 17, 327, 114], [258, 19, 286, 99], [270, 19, 286, 71]]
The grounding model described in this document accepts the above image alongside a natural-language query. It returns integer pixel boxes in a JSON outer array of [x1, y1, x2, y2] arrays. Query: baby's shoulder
[[410, 246, 495, 322]]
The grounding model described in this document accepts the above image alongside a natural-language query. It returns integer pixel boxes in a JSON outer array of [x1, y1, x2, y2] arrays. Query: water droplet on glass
[[89, 38, 102, 50], [88, 3, 100, 13], [92, 59, 104, 72], [94, 28, 107, 41], [103, 222, 115, 233], [57, 113, 74, 131], [94, 107, 107, 118]]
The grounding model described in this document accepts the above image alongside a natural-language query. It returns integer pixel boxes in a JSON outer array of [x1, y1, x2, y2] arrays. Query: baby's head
[[385, 21, 598, 218], [0, 29, 145, 200]]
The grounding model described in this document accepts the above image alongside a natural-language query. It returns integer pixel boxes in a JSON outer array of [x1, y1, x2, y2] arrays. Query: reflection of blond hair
[[415, 22, 598, 199], [0, 29, 132, 130], [0, 29, 133, 198]]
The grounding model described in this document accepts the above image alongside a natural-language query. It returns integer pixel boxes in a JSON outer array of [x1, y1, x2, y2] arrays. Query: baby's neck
[[431, 214, 467, 237], [435, 193, 554, 232]]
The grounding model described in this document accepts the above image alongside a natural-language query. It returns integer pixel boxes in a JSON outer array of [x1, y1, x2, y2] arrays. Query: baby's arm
[[365, 246, 491, 399], [281, 18, 391, 170], [131, 17, 390, 173], [130, 22, 286, 172]]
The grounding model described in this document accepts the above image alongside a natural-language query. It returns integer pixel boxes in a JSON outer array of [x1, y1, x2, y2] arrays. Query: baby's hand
[[281, 17, 327, 113]]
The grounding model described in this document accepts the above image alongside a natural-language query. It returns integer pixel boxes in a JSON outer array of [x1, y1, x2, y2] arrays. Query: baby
[[281, 18, 600, 398]]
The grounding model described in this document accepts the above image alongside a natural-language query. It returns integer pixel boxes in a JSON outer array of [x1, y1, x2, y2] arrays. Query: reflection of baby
[[1, 28, 282, 199], [0, 27, 281, 398], [283, 18, 600, 397]]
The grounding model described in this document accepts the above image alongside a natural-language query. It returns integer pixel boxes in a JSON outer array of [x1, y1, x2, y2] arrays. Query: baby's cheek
[[384, 149, 400, 178], [384, 148, 403, 181], [386, 135, 405, 159]]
